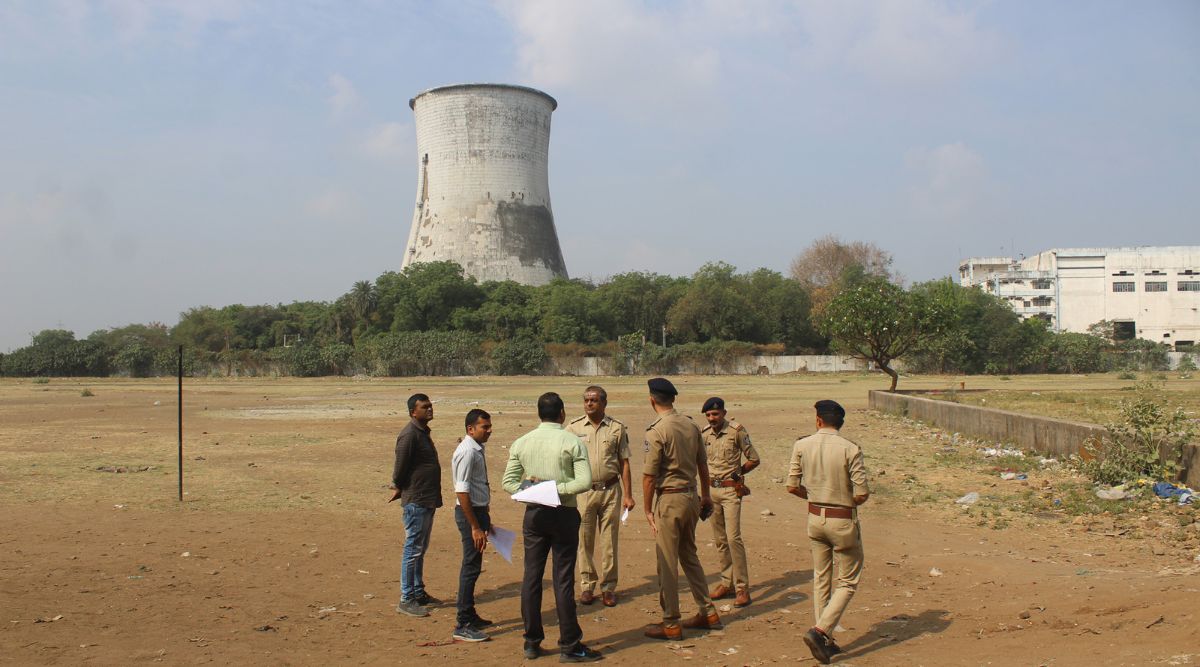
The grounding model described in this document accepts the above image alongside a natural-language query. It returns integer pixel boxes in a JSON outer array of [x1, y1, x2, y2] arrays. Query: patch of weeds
[[80, 388, 94, 397], [33, 377, 50, 385], [1117, 371, 1137, 380], [1076, 380, 1195, 486], [999, 376, 1011, 381]]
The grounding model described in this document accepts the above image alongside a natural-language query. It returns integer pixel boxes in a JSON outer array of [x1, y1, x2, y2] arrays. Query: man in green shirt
[[502, 392, 602, 663]]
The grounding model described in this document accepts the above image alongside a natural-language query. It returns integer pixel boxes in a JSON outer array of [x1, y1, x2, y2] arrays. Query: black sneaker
[[395, 600, 430, 617], [453, 625, 489, 642], [524, 640, 543, 660], [803, 628, 834, 665], [469, 615, 494, 628], [560, 644, 603, 663], [415, 592, 443, 606]]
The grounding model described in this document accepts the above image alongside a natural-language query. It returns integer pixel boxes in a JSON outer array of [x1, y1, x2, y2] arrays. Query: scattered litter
[[955, 492, 979, 505], [999, 472, 1026, 481], [1096, 487, 1130, 501], [181, 552, 191, 558], [1146, 616, 1165, 629], [983, 448, 1024, 458], [665, 643, 695, 650], [719, 604, 732, 612], [929, 568, 943, 577], [717, 647, 739, 656], [254, 624, 277, 632], [363, 594, 374, 600], [153, 401, 161, 406], [1153, 482, 1195, 505], [760, 509, 774, 517], [34, 615, 64, 623], [113, 504, 124, 509], [357, 569, 369, 574], [1039, 458, 1058, 466], [318, 606, 337, 615]]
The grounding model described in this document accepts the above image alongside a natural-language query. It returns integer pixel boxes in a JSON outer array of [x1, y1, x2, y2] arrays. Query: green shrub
[[490, 336, 548, 375], [32, 377, 49, 385], [1117, 371, 1137, 380], [1076, 381, 1195, 485], [1178, 355, 1198, 372], [80, 388, 94, 397]]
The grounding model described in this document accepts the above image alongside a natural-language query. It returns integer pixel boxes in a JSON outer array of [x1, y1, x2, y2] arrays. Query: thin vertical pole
[[177, 345, 183, 502]]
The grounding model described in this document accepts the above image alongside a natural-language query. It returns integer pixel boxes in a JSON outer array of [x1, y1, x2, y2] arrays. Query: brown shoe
[[579, 590, 595, 605], [734, 589, 752, 607], [682, 611, 723, 630], [709, 584, 732, 600], [602, 592, 616, 607], [643, 623, 683, 640]]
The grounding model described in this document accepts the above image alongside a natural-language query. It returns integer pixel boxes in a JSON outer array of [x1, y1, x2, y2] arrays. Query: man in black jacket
[[391, 393, 443, 617]]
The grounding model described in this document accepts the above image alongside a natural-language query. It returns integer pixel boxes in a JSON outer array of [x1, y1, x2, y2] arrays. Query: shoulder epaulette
[[568, 415, 587, 424], [730, 421, 744, 431]]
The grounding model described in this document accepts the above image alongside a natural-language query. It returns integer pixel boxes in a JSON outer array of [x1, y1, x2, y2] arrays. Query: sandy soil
[[1, 374, 1197, 666]]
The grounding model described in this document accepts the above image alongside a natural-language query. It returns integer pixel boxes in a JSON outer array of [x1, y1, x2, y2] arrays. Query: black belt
[[590, 476, 619, 491]]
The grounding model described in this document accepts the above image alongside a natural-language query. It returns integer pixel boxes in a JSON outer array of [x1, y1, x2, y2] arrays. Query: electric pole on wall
[[661, 325, 667, 348]]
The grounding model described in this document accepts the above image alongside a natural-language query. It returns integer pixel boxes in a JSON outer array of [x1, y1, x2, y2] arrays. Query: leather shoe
[[579, 590, 595, 605], [803, 628, 835, 665], [682, 611, 723, 630], [734, 589, 752, 607], [524, 640, 543, 660], [601, 592, 616, 607], [709, 584, 731, 600], [643, 623, 683, 640]]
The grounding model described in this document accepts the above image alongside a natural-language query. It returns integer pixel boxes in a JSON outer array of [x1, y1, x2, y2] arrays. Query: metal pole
[[177, 345, 183, 502]]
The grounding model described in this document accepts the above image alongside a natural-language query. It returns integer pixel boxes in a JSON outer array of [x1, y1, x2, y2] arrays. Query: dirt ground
[[1, 374, 1197, 666]]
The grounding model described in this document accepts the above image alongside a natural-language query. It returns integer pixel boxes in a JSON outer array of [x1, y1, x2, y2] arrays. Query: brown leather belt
[[657, 486, 692, 495], [590, 476, 619, 491], [711, 479, 739, 488], [809, 503, 855, 519]]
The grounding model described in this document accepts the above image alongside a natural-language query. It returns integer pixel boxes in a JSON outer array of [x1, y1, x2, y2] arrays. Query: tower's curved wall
[[403, 84, 567, 285]]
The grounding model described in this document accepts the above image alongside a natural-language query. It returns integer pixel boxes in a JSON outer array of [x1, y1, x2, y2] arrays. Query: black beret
[[647, 377, 678, 396], [814, 399, 845, 418], [701, 396, 724, 413]]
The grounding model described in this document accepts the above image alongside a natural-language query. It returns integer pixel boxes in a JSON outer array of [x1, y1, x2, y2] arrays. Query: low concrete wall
[[868, 390, 1200, 488], [547, 354, 872, 376]]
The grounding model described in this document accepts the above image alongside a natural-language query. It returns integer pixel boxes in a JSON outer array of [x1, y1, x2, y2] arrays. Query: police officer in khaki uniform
[[700, 396, 760, 607], [786, 400, 870, 665], [641, 377, 721, 641], [567, 385, 635, 607]]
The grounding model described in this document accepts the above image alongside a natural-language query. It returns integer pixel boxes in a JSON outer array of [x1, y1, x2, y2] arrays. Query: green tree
[[667, 262, 766, 343], [820, 277, 943, 390]]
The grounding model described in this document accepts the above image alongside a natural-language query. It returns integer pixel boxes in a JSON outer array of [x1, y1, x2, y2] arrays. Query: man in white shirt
[[450, 408, 495, 642]]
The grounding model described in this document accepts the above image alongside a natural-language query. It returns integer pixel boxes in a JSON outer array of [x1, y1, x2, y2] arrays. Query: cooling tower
[[402, 83, 568, 285]]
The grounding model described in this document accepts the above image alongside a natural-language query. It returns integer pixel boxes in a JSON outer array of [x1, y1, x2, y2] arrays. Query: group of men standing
[[389, 379, 869, 665]]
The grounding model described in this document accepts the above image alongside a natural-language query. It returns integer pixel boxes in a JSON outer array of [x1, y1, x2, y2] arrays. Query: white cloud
[[328, 73, 360, 116], [360, 122, 412, 160], [495, 0, 995, 115], [905, 142, 990, 224], [495, 0, 722, 118]]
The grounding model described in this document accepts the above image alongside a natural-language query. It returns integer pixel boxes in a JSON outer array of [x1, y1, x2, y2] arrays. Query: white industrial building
[[959, 246, 1200, 350]]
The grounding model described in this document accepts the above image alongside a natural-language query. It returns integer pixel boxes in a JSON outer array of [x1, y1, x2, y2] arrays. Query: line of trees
[[0, 237, 1179, 383]]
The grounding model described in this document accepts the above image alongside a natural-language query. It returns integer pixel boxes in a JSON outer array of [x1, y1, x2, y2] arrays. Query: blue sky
[[1, 0, 1197, 351]]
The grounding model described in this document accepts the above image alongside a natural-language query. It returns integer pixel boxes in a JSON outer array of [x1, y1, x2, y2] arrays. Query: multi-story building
[[959, 246, 1200, 350]]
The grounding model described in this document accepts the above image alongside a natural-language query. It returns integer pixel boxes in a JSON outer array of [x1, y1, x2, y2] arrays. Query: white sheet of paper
[[511, 480, 561, 507], [620, 507, 630, 524], [490, 525, 516, 564]]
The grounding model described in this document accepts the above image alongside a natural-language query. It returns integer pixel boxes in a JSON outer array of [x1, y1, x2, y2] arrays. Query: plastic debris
[[929, 567, 943, 577], [1096, 487, 1129, 501], [983, 448, 1024, 458], [955, 492, 980, 505]]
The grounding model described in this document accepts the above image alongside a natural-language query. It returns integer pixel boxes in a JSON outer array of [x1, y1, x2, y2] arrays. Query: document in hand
[[490, 525, 516, 563], [511, 480, 561, 507]]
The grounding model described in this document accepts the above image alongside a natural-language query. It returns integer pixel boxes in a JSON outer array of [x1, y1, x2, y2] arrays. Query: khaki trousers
[[807, 510, 863, 634], [654, 491, 715, 624], [578, 484, 621, 593], [709, 486, 749, 590]]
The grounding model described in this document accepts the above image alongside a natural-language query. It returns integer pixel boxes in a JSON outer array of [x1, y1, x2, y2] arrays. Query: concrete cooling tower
[[402, 83, 568, 285]]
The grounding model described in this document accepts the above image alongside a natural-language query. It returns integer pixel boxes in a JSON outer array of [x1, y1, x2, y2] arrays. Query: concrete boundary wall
[[868, 390, 1200, 488], [547, 355, 871, 376]]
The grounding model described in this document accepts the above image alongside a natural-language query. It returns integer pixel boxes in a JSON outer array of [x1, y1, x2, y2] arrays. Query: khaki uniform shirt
[[567, 414, 630, 485], [644, 408, 705, 490], [701, 419, 760, 480], [787, 427, 870, 508]]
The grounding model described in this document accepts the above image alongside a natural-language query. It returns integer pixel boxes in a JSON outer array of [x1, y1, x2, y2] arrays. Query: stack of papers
[[512, 480, 561, 507]]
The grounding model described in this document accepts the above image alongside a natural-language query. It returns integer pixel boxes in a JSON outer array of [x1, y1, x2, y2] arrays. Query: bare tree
[[789, 235, 895, 290]]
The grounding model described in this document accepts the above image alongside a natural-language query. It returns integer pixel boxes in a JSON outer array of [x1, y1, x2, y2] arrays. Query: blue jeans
[[401, 504, 436, 602]]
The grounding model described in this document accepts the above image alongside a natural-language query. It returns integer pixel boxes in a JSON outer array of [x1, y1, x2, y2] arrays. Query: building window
[[1145, 281, 1167, 292], [1112, 270, 1132, 276], [1112, 281, 1135, 293], [1177, 341, 1195, 352], [1031, 296, 1053, 306], [1179, 281, 1200, 292], [1032, 279, 1052, 289]]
